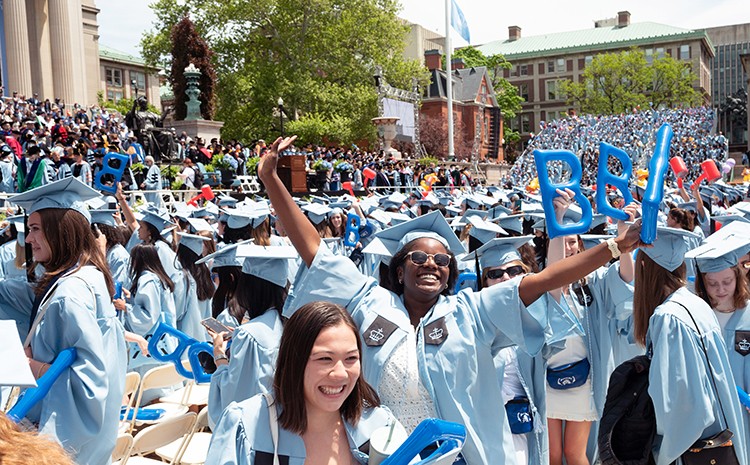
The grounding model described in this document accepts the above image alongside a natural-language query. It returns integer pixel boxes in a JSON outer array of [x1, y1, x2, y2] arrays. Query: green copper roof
[[99, 44, 152, 67], [476, 22, 713, 60]]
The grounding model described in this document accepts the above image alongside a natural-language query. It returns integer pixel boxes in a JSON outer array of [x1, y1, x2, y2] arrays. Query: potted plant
[[210, 154, 235, 188], [334, 160, 353, 183], [160, 164, 181, 189], [246, 156, 261, 176]]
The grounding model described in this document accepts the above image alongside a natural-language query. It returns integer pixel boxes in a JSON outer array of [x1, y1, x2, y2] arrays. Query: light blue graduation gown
[[208, 308, 283, 428], [144, 164, 163, 207], [107, 243, 130, 285], [25, 266, 127, 465], [647, 287, 748, 465], [122, 271, 177, 381], [175, 273, 210, 341], [206, 394, 399, 465], [713, 302, 750, 454], [0, 277, 34, 341], [155, 241, 186, 323], [282, 246, 575, 465]]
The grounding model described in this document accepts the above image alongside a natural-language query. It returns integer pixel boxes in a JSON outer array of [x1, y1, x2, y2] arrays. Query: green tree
[[561, 48, 701, 115], [141, 0, 429, 143], [450, 46, 523, 120]]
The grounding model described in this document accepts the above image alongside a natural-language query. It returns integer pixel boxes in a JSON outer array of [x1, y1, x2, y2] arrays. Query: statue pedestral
[[167, 62, 225, 145]]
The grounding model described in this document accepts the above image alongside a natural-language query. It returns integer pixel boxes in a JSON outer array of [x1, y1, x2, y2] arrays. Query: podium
[[277, 156, 307, 193]]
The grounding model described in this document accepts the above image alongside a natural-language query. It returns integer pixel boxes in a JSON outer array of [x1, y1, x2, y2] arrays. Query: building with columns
[[1, 0, 102, 105]]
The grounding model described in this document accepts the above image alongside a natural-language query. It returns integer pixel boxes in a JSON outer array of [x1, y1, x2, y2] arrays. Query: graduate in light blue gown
[[256, 136, 647, 465], [91, 209, 131, 285], [687, 234, 750, 449], [206, 243, 296, 427], [175, 232, 215, 340], [633, 226, 748, 465], [1, 178, 127, 465], [207, 301, 402, 465], [114, 243, 178, 403]]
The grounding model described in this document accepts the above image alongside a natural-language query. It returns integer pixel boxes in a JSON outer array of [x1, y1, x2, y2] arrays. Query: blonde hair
[[0, 414, 76, 465]]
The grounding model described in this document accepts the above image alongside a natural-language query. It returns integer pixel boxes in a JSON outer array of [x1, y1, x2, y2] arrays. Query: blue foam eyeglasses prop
[[344, 212, 361, 247], [94, 152, 129, 194], [147, 322, 214, 382], [381, 418, 466, 465], [7, 348, 77, 423], [454, 271, 477, 293]]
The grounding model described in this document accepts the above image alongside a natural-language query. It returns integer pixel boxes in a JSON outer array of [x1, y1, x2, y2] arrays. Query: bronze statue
[[126, 96, 176, 162]]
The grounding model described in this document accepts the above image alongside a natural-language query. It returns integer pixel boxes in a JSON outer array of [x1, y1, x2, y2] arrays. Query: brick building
[[421, 49, 504, 161], [475, 11, 714, 142]]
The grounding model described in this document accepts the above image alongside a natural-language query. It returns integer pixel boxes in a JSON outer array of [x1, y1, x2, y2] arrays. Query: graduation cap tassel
[[474, 253, 482, 291]]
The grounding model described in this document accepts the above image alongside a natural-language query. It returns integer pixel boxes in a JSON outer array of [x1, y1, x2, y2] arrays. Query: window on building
[[645, 48, 653, 64], [518, 83, 529, 101], [656, 47, 665, 59], [107, 89, 124, 102], [679, 44, 690, 60], [584, 55, 593, 67], [547, 110, 565, 122], [547, 61, 555, 73], [105, 68, 123, 87], [520, 114, 531, 133], [556, 58, 565, 72], [547, 80, 563, 101], [520, 64, 528, 76], [130, 71, 146, 90]]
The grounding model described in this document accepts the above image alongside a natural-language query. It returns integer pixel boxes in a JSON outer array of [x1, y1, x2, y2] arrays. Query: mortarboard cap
[[196, 240, 252, 268], [686, 235, 750, 274], [139, 206, 175, 232], [362, 210, 466, 257], [302, 203, 332, 225], [177, 231, 211, 256], [90, 209, 118, 227], [640, 226, 700, 272], [186, 217, 213, 233], [11, 178, 99, 223], [467, 215, 508, 244], [237, 243, 298, 287], [462, 236, 533, 270], [494, 214, 525, 235]]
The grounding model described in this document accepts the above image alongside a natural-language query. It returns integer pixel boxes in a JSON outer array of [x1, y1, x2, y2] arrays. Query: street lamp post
[[131, 79, 138, 99], [277, 97, 285, 136]]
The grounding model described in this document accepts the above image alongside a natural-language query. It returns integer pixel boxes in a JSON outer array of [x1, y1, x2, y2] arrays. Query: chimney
[[451, 58, 465, 70], [617, 11, 630, 28], [424, 49, 442, 71], [509, 25, 521, 41]]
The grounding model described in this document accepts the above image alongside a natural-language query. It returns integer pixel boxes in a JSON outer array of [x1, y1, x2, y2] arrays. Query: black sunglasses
[[486, 265, 525, 280], [407, 251, 451, 267]]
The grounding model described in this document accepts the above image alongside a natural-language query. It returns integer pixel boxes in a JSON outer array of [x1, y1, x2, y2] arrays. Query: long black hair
[[176, 244, 215, 301], [211, 266, 242, 318], [228, 273, 287, 324], [129, 244, 175, 295]]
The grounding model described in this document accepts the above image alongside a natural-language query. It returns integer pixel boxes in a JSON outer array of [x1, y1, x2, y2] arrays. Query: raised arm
[[258, 136, 320, 266], [519, 220, 645, 306], [116, 182, 139, 232]]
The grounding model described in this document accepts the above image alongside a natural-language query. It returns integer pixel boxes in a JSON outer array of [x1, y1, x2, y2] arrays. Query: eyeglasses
[[486, 265, 525, 280], [406, 251, 451, 267]]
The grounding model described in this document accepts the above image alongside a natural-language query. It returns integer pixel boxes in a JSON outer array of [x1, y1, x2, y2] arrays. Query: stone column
[[3, 0, 33, 95], [48, 0, 85, 103]]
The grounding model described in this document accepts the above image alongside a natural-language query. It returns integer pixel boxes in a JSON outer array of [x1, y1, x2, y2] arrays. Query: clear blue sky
[[98, 0, 750, 57]]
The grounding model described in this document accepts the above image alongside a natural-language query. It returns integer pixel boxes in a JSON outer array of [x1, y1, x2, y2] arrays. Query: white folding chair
[[155, 406, 212, 465], [130, 364, 190, 432], [112, 433, 134, 465], [126, 412, 197, 465], [120, 371, 141, 434], [159, 379, 210, 408]]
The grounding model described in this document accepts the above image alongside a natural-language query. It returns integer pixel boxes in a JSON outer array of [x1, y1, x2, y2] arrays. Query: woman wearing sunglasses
[[544, 189, 637, 465], [258, 136, 646, 465]]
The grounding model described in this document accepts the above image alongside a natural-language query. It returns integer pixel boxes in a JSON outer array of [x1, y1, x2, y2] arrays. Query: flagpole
[[445, 0, 454, 159]]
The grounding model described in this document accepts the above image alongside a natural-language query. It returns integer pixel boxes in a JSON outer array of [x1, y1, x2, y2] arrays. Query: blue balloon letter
[[641, 124, 673, 244], [533, 149, 592, 239], [596, 142, 634, 221]]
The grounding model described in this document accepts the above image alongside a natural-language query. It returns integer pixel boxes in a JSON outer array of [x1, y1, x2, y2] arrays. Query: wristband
[[606, 237, 622, 259], [214, 355, 228, 363]]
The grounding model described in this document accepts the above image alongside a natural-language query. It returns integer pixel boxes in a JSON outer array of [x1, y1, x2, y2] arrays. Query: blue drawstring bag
[[546, 358, 590, 390]]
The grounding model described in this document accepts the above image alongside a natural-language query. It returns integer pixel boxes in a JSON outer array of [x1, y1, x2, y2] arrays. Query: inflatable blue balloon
[[344, 213, 361, 247], [640, 124, 673, 244], [381, 418, 466, 465], [94, 152, 129, 194], [533, 149, 593, 239], [7, 348, 77, 423], [187, 342, 214, 384], [454, 271, 478, 293], [595, 143, 634, 221]]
